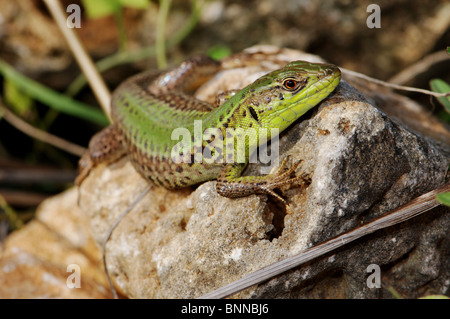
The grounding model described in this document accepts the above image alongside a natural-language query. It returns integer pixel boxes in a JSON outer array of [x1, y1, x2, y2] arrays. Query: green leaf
[[207, 45, 232, 61], [447, 46, 450, 56], [436, 192, 450, 207], [120, 0, 150, 9], [81, 0, 150, 19], [437, 110, 450, 123], [0, 59, 109, 127], [430, 79, 450, 114], [81, 0, 121, 19]]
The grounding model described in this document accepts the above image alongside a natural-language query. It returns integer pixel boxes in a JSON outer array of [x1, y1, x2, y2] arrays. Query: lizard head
[[243, 60, 341, 132]]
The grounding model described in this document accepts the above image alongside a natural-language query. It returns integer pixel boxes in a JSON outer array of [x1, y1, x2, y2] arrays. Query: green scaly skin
[[77, 57, 341, 207]]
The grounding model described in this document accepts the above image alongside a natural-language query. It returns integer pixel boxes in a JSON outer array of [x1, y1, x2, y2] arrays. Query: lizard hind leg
[[75, 124, 127, 186]]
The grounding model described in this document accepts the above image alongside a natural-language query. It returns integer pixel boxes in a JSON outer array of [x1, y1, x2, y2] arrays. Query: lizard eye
[[283, 79, 298, 90], [282, 78, 308, 92]]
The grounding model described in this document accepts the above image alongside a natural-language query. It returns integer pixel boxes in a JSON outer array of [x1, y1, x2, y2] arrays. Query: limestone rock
[[1, 188, 112, 298], [77, 46, 450, 298]]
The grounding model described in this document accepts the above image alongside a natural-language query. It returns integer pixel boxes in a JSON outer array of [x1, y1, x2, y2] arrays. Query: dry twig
[[342, 67, 450, 98], [43, 0, 112, 120], [388, 51, 450, 85], [0, 100, 86, 157]]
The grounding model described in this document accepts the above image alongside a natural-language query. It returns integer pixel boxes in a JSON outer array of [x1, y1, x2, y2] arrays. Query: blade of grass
[[0, 60, 109, 126], [387, 286, 404, 299]]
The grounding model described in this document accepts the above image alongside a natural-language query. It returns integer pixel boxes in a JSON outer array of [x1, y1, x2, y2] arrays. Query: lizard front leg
[[215, 157, 304, 213]]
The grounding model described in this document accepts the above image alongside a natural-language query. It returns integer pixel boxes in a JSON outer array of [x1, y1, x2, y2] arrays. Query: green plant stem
[[156, 0, 172, 69], [65, 0, 201, 97], [114, 8, 128, 52], [0, 60, 109, 126]]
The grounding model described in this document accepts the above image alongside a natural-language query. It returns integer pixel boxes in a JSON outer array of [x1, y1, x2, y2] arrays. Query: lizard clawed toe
[[256, 158, 306, 214]]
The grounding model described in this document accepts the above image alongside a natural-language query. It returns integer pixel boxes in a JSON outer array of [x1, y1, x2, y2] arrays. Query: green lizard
[[76, 56, 341, 209]]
